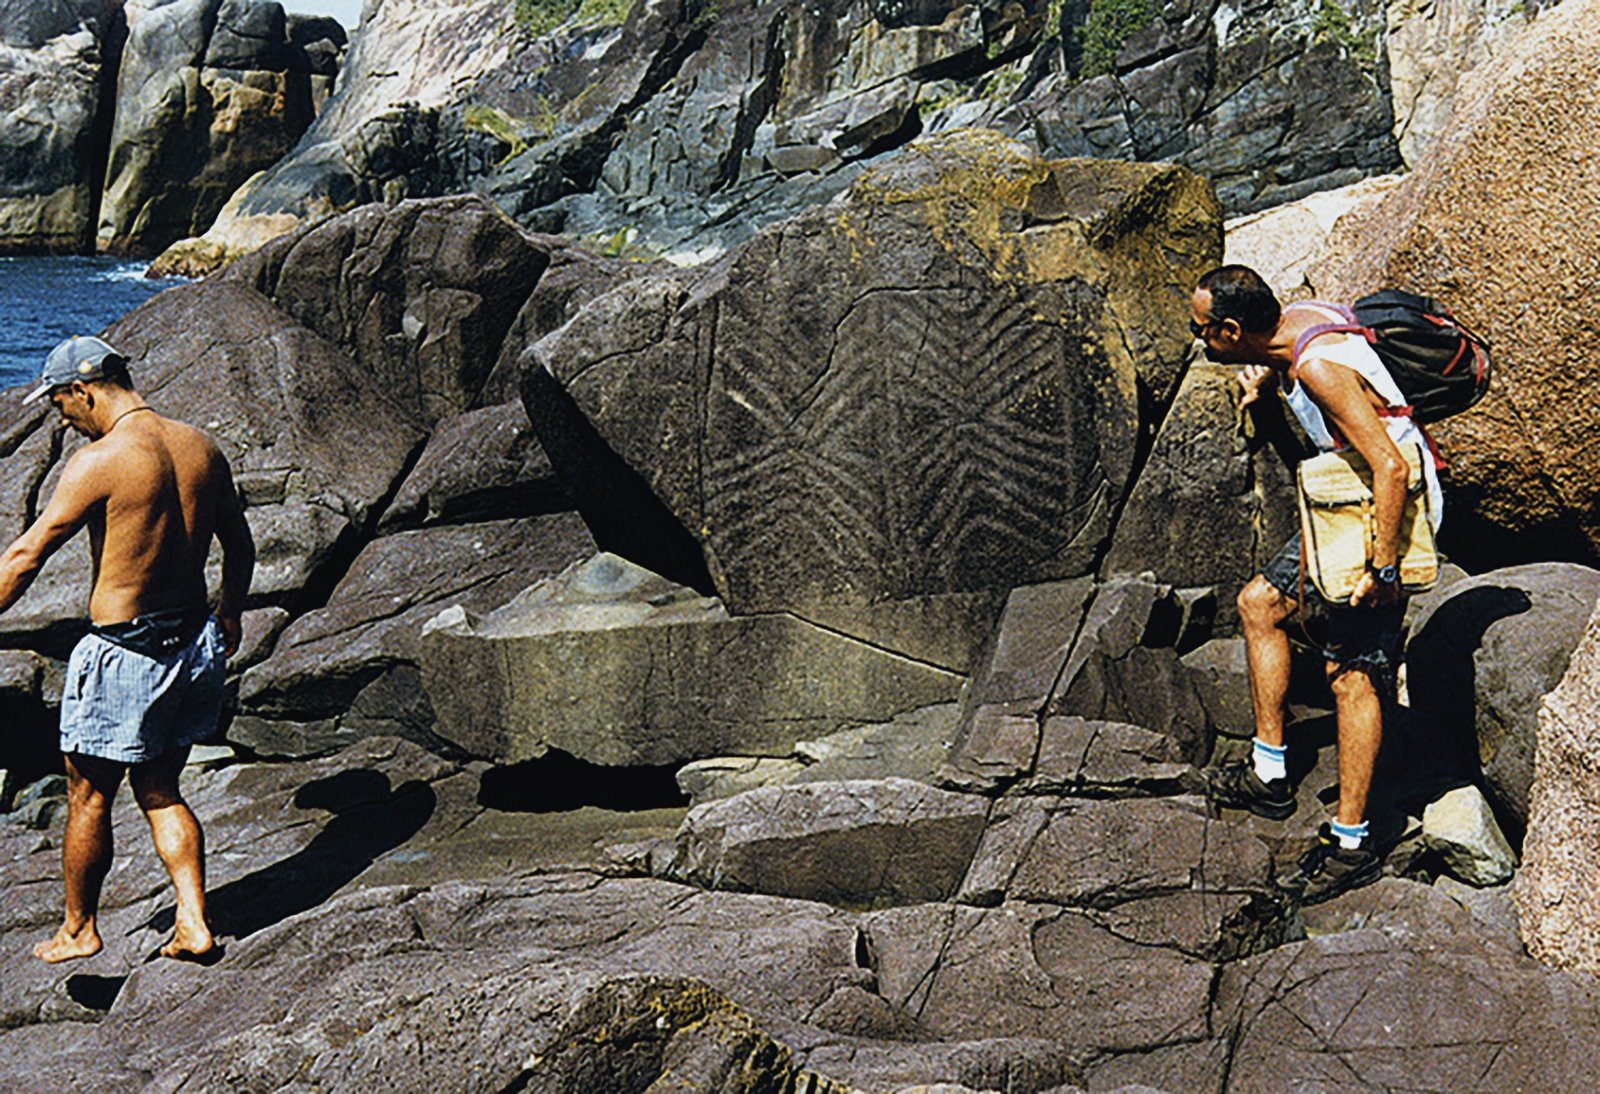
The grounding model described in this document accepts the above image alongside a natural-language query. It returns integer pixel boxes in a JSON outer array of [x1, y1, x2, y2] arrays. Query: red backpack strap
[[1290, 301, 1367, 369]]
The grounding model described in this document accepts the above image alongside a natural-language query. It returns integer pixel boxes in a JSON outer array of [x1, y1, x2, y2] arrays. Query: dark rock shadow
[[136, 769, 436, 942], [65, 973, 127, 1012], [1401, 585, 1534, 821], [479, 749, 686, 814], [521, 366, 715, 597]]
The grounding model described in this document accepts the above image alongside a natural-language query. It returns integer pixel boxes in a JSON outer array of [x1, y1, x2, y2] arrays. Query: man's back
[[84, 411, 229, 626], [3, 334, 257, 968]]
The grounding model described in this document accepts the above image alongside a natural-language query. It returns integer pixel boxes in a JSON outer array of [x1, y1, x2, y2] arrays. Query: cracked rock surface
[[5, 730, 1595, 1092]]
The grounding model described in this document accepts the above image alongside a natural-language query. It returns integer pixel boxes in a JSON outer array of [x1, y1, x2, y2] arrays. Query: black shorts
[[1260, 532, 1405, 677]]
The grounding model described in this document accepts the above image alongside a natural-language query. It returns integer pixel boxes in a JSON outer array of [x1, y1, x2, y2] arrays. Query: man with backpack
[[1188, 264, 1460, 904]]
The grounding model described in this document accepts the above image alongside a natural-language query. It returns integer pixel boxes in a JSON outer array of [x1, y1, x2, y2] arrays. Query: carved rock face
[[529, 131, 1221, 617]]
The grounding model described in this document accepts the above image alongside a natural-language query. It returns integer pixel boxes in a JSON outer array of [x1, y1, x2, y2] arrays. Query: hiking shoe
[[1278, 824, 1383, 905], [1204, 760, 1296, 820]]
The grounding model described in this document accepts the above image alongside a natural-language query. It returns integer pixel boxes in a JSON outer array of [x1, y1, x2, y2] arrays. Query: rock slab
[[1518, 594, 1600, 973]]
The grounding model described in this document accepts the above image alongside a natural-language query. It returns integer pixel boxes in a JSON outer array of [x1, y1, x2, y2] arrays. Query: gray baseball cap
[[22, 336, 128, 404]]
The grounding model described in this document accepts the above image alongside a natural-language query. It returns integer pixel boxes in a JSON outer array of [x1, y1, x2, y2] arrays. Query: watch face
[[1377, 565, 1398, 583]]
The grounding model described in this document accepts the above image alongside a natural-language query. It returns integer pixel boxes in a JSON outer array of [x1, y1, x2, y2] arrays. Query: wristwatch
[[1374, 564, 1399, 585]]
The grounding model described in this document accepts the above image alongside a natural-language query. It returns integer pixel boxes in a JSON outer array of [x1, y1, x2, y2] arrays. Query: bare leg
[[1329, 665, 1383, 828], [129, 747, 214, 961], [1238, 576, 1299, 749], [35, 753, 123, 964]]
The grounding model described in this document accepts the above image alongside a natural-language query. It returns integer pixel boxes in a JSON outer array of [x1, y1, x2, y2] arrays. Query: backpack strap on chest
[[1289, 302, 1367, 375]]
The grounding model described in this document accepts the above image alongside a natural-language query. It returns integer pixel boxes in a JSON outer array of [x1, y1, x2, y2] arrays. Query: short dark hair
[[92, 357, 134, 391], [1197, 265, 1281, 334]]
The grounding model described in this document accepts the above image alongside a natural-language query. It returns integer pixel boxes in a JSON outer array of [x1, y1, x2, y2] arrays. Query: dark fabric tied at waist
[[90, 607, 210, 658]]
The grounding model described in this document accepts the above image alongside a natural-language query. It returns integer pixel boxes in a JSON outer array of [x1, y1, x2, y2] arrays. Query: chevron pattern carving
[[704, 274, 1127, 608]]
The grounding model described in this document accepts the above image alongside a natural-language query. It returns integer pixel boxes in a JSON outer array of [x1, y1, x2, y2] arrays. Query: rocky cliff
[[3, 0, 1600, 1091], [175, 0, 1450, 269], [0, 0, 344, 256], [0, 0, 122, 252], [1, 0, 1556, 260]]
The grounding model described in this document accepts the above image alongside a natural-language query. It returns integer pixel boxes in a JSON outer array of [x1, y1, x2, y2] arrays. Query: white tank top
[[1283, 303, 1444, 528]]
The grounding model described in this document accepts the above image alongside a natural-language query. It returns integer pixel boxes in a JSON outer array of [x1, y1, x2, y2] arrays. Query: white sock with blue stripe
[[1330, 819, 1369, 850], [1252, 738, 1287, 783]]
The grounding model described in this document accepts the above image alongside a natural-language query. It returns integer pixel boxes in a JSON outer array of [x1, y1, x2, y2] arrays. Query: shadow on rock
[[138, 769, 437, 942], [479, 749, 687, 814], [66, 973, 127, 1012], [1404, 585, 1534, 806]]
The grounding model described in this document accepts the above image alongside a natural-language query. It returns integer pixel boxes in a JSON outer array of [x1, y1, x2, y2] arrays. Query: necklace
[[108, 405, 154, 432]]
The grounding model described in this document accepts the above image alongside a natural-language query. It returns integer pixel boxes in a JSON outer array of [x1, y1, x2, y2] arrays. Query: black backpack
[[1293, 290, 1492, 424]]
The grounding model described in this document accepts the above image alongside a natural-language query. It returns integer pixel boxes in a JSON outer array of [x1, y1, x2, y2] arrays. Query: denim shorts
[[1260, 532, 1405, 676], [60, 617, 225, 763]]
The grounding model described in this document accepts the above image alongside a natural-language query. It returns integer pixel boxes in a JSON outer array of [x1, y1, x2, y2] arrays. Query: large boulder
[[420, 554, 964, 767], [1517, 595, 1600, 973], [1100, 360, 1303, 601], [1386, 0, 1537, 167], [223, 193, 549, 426], [527, 133, 1220, 633], [97, 0, 340, 254], [235, 513, 596, 758], [1222, 174, 1404, 300], [1404, 563, 1600, 834], [0, 0, 122, 252], [1314, 0, 1600, 570]]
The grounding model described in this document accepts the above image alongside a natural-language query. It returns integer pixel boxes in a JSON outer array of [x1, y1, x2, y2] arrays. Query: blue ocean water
[[0, 256, 185, 392]]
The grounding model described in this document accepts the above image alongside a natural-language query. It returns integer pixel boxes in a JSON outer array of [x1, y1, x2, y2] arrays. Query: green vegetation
[[515, 0, 633, 36], [1310, 0, 1380, 65], [982, 64, 1027, 101], [515, 0, 575, 36], [1078, 0, 1158, 78], [463, 104, 531, 161], [575, 0, 634, 28]]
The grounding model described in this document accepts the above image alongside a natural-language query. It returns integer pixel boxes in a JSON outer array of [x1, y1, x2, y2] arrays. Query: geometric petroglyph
[[707, 275, 1135, 608], [532, 136, 1219, 619]]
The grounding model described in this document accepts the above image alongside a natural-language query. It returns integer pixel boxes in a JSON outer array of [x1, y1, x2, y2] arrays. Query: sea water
[[0, 255, 184, 392]]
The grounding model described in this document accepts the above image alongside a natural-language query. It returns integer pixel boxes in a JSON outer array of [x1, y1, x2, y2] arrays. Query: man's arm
[[1298, 356, 1409, 606], [211, 454, 254, 657], [0, 451, 106, 615]]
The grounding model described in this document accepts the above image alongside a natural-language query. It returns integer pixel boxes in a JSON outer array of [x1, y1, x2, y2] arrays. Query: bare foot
[[160, 918, 218, 965], [33, 924, 103, 964]]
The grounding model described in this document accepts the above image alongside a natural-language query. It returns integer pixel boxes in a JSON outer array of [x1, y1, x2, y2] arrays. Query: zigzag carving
[[704, 280, 1119, 601]]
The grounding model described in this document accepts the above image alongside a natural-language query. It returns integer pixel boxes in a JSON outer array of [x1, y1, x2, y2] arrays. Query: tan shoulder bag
[[1297, 442, 1439, 600]]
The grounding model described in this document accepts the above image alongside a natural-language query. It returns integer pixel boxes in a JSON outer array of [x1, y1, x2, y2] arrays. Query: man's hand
[[217, 614, 242, 658], [1238, 364, 1274, 409], [1349, 570, 1402, 608]]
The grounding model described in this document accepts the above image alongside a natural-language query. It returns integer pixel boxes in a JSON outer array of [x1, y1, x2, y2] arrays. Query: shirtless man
[[0, 336, 254, 963]]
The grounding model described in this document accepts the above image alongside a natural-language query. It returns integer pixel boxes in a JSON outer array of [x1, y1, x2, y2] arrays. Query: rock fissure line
[[20, 423, 63, 529], [282, 430, 433, 622], [771, 609, 965, 677]]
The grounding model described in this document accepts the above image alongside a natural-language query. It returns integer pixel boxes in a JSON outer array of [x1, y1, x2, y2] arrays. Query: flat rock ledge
[[3, 734, 1598, 1093]]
